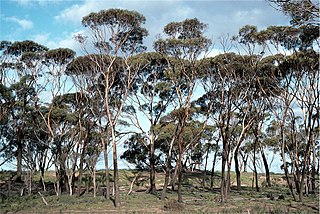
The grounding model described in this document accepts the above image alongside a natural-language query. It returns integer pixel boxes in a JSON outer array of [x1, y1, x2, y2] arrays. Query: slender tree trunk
[[260, 147, 271, 187], [253, 140, 259, 192], [170, 161, 179, 191], [102, 136, 110, 199], [149, 132, 156, 194], [210, 141, 219, 190], [77, 137, 89, 196], [177, 157, 183, 202], [234, 149, 241, 191], [202, 145, 210, 187], [298, 134, 312, 202], [93, 166, 97, 198], [311, 139, 316, 193], [220, 142, 228, 203], [161, 132, 177, 200], [226, 161, 231, 193], [111, 125, 120, 207], [280, 125, 298, 201], [16, 140, 23, 182], [40, 168, 46, 192]]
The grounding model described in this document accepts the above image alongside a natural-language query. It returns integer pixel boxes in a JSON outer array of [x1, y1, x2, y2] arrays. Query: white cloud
[[11, 0, 55, 7], [52, 0, 289, 53], [5, 16, 33, 30], [31, 31, 85, 54], [33, 33, 50, 44], [54, 1, 103, 24], [11, 0, 31, 6]]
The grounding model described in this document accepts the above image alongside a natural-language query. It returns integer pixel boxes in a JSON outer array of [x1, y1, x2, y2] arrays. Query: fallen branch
[[127, 172, 142, 195], [38, 192, 48, 205]]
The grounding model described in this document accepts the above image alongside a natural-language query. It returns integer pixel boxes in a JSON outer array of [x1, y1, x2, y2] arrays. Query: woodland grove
[[0, 0, 319, 208]]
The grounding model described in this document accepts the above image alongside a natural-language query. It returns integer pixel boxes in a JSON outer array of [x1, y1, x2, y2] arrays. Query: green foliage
[[82, 9, 148, 54]]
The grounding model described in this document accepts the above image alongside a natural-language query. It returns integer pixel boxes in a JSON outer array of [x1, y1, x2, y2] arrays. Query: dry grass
[[0, 170, 319, 213]]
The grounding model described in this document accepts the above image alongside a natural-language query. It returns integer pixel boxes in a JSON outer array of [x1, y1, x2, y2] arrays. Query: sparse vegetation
[[0, 170, 319, 213]]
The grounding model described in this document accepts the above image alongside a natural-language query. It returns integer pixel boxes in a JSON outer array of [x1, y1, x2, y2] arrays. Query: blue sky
[[1, 0, 291, 55]]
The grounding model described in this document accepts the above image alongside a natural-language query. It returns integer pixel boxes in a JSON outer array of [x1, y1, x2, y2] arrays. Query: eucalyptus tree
[[255, 23, 319, 201], [79, 8, 148, 207], [124, 52, 174, 194], [46, 93, 80, 195], [65, 56, 99, 197], [269, 0, 319, 26], [36, 48, 75, 191], [67, 54, 113, 198], [199, 50, 264, 201], [0, 40, 48, 182], [154, 18, 212, 202]]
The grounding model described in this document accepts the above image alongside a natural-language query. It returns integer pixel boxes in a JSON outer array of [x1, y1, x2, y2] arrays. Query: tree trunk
[[161, 132, 177, 200], [93, 167, 97, 198], [234, 150, 241, 191], [149, 132, 156, 194], [243, 155, 248, 173], [311, 139, 316, 193], [111, 126, 120, 207], [202, 145, 210, 188], [260, 147, 271, 187], [40, 168, 46, 192], [210, 141, 219, 190], [16, 140, 23, 182], [77, 140, 89, 196], [280, 125, 298, 201], [102, 136, 110, 199], [253, 137, 259, 192], [226, 161, 231, 193], [177, 154, 183, 202], [170, 163, 179, 191], [220, 143, 228, 203]]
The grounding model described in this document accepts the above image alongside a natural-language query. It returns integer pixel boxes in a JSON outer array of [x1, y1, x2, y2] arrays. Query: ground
[[0, 170, 319, 213]]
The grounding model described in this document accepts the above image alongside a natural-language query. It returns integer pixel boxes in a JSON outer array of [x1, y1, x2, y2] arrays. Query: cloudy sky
[[1, 0, 291, 55]]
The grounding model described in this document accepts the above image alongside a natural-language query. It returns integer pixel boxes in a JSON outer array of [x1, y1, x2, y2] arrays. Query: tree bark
[[93, 166, 97, 198], [16, 140, 23, 182], [149, 132, 156, 194], [253, 141, 259, 192], [177, 158, 183, 202], [260, 147, 271, 187], [161, 129, 177, 200], [280, 125, 298, 201], [77, 123, 90, 197], [111, 125, 120, 207], [220, 142, 228, 203], [210, 140, 219, 190], [234, 149, 241, 191], [102, 136, 110, 199]]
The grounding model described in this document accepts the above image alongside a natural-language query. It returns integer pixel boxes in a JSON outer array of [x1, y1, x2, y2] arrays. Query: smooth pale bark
[[220, 142, 228, 202], [77, 120, 90, 197], [93, 167, 97, 197], [111, 126, 120, 207], [102, 136, 110, 199]]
